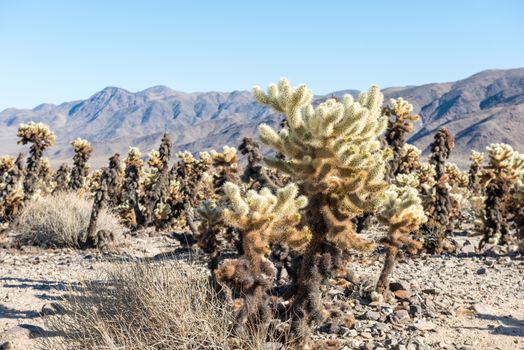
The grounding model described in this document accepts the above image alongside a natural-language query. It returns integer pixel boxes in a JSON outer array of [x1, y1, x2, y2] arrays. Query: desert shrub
[[15, 192, 122, 248], [43, 261, 288, 350]]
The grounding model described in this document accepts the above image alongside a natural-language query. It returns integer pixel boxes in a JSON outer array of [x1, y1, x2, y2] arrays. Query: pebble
[[413, 320, 436, 331], [365, 310, 381, 321], [471, 302, 493, 314], [476, 267, 487, 275]]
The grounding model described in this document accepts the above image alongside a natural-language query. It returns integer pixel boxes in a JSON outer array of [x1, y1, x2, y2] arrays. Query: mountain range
[[1, 68, 523, 168]]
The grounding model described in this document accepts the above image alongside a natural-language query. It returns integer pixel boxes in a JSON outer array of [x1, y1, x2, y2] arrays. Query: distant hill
[[1, 68, 523, 167]]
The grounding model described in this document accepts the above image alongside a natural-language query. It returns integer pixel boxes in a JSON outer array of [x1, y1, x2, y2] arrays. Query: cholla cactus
[[85, 154, 121, 248], [38, 158, 54, 195], [85, 169, 103, 195], [152, 150, 214, 231], [70, 138, 92, 191], [0, 155, 25, 229], [141, 133, 172, 227], [384, 98, 420, 178], [17, 122, 56, 199], [397, 144, 422, 174], [118, 147, 144, 227], [468, 150, 484, 194], [423, 128, 455, 253], [445, 163, 469, 189], [196, 200, 224, 269], [215, 182, 310, 331], [254, 79, 389, 337], [478, 144, 524, 248], [376, 185, 426, 294], [210, 145, 240, 190], [147, 149, 163, 171], [53, 163, 71, 193], [238, 137, 283, 191], [513, 172, 524, 251]]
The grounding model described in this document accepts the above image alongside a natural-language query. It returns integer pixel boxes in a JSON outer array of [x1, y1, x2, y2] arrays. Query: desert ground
[[1, 230, 523, 350]]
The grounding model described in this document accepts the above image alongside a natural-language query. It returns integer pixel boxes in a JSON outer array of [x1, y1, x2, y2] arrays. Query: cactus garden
[[0, 79, 523, 350]]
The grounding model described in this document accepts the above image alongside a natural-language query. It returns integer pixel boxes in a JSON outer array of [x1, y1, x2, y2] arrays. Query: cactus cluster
[[3, 79, 524, 348]]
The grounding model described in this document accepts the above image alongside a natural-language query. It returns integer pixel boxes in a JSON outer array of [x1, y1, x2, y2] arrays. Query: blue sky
[[0, 0, 523, 110]]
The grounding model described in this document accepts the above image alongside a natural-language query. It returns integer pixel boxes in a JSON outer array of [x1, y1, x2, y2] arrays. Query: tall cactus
[[478, 144, 523, 248], [54, 163, 71, 193], [384, 98, 420, 178], [17, 122, 55, 199], [423, 128, 455, 253], [142, 133, 171, 227], [118, 147, 144, 227], [468, 150, 484, 195], [70, 138, 93, 191], [254, 79, 389, 338]]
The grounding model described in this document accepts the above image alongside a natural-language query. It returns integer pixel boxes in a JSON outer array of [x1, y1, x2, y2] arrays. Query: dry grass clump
[[15, 192, 123, 248], [44, 261, 287, 350]]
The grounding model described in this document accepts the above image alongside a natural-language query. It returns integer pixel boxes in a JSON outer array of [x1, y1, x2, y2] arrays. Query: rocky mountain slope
[[1, 68, 523, 167]]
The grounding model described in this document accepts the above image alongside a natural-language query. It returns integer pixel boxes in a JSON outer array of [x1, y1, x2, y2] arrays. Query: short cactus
[[376, 185, 426, 294], [215, 182, 310, 331]]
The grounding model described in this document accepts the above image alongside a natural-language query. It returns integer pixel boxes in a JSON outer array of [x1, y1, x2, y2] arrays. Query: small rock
[[389, 309, 410, 324], [360, 331, 373, 339], [409, 304, 423, 316], [413, 320, 436, 331], [460, 240, 476, 254], [472, 303, 493, 314], [410, 281, 420, 291], [394, 290, 411, 300], [476, 267, 487, 275], [422, 288, 440, 295], [347, 329, 358, 337], [365, 310, 381, 321], [389, 282, 407, 292], [0, 342, 14, 350]]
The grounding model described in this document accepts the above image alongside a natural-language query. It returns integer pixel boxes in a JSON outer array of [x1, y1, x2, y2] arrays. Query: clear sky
[[0, 0, 523, 110]]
